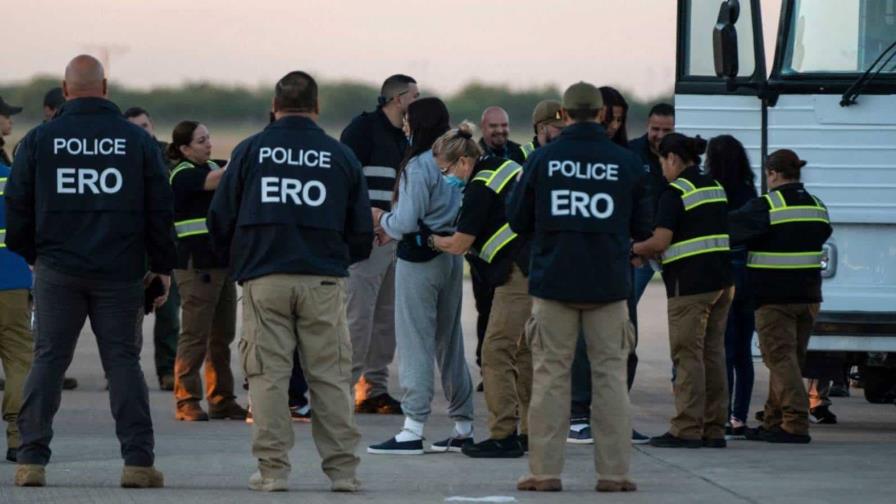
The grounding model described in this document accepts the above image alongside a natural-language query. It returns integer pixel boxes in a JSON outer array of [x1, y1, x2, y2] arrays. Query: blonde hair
[[432, 121, 482, 170]]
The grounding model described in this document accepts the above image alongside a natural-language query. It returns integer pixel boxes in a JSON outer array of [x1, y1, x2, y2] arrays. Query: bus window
[[782, 0, 896, 74], [683, 0, 756, 77]]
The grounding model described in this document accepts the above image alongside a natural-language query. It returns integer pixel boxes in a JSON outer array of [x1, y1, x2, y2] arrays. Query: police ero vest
[[661, 176, 730, 264], [468, 160, 522, 263], [169, 160, 221, 239], [747, 187, 830, 270]]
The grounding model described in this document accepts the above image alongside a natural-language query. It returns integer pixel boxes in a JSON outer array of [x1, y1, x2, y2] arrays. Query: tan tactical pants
[[528, 297, 633, 482], [482, 264, 533, 438], [0, 290, 33, 449], [667, 287, 733, 440], [756, 303, 819, 436], [241, 274, 360, 481]]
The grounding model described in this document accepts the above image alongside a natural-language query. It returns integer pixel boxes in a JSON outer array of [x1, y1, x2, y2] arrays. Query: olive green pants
[[667, 287, 733, 440], [241, 274, 360, 482], [756, 303, 819, 436], [482, 264, 532, 438], [0, 290, 33, 450], [528, 297, 633, 482]]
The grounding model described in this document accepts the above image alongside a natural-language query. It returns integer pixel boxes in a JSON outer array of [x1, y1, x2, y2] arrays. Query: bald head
[[63, 55, 107, 99], [480, 106, 510, 150]]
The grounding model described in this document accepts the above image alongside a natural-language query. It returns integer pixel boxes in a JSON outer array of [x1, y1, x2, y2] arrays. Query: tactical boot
[[14, 464, 46, 487], [209, 400, 248, 420], [121, 466, 164, 488], [175, 401, 209, 421]]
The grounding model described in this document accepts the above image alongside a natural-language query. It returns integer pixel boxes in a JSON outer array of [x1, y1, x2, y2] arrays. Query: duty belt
[[669, 178, 728, 211], [468, 160, 523, 263], [662, 234, 730, 264], [764, 190, 830, 225], [747, 251, 824, 269], [174, 218, 208, 238]]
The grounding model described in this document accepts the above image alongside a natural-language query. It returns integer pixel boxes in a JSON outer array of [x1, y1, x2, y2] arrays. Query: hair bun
[[798, 160, 808, 168], [456, 130, 472, 139]]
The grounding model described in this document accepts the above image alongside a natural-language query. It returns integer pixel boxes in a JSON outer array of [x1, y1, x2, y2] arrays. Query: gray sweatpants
[[347, 241, 397, 398], [394, 253, 474, 423]]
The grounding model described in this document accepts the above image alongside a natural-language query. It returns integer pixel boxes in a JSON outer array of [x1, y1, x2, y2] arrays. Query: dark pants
[[152, 277, 180, 379], [468, 262, 495, 369], [725, 259, 755, 422], [18, 263, 154, 467], [289, 348, 308, 409], [570, 267, 642, 421]]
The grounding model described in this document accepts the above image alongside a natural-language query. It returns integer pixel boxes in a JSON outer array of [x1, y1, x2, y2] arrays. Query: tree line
[[0, 76, 670, 135]]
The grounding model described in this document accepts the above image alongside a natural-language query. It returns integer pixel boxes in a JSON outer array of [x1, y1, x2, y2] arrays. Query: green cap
[[532, 100, 564, 127], [562, 81, 602, 111]]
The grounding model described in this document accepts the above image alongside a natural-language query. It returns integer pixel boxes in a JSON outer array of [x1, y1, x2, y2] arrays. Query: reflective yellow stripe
[[662, 234, 730, 264], [477, 223, 518, 263], [671, 179, 727, 211], [0, 177, 6, 196], [477, 161, 522, 194], [169, 161, 195, 184], [769, 206, 830, 225], [472, 170, 495, 185], [521, 142, 535, 160], [174, 218, 208, 238], [747, 251, 824, 269], [0, 228, 5, 248]]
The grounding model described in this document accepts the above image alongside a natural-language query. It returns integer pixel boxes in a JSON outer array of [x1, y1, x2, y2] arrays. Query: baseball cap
[[43, 87, 65, 109], [532, 100, 564, 127], [0, 96, 23, 117], [562, 81, 603, 111]]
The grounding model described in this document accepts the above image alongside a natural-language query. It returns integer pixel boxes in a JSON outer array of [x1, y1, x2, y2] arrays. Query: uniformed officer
[[508, 82, 651, 493], [632, 132, 734, 449], [729, 149, 832, 444], [432, 143, 532, 459], [520, 100, 566, 160], [166, 121, 244, 421], [207, 71, 372, 493], [4, 54, 174, 488]]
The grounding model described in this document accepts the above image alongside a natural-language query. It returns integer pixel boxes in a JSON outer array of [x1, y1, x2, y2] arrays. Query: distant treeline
[[0, 76, 671, 135]]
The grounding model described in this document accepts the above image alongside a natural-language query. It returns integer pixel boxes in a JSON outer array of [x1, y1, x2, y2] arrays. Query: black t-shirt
[[655, 168, 733, 297], [171, 160, 227, 270]]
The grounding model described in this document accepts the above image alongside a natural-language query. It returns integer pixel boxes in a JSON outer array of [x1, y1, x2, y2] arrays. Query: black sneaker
[[567, 424, 593, 444], [631, 430, 650, 445], [648, 432, 701, 448], [461, 435, 524, 459], [744, 426, 769, 441], [725, 424, 747, 440], [355, 394, 403, 415], [763, 427, 811, 444], [368, 435, 425, 455], [62, 377, 78, 390], [702, 437, 727, 448], [810, 405, 838, 425], [429, 434, 473, 453], [519, 434, 528, 453]]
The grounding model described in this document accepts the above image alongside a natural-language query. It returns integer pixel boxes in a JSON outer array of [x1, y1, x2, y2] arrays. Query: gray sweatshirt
[[380, 150, 461, 239]]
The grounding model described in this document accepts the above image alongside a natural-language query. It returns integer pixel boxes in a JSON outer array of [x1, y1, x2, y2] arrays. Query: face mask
[[443, 174, 466, 189]]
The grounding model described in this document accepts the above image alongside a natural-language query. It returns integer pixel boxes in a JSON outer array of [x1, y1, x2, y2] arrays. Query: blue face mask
[[443, 174, 466, 189]]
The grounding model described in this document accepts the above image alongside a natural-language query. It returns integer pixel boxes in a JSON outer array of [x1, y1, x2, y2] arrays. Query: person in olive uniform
[[633, 133, 734, 449], [508, 82, 651, 493], [729, 149, 832, 444], [168, 121, 245, 422]]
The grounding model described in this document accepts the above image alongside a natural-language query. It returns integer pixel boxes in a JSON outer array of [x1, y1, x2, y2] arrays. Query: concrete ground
[[0, 280, 893, 503]]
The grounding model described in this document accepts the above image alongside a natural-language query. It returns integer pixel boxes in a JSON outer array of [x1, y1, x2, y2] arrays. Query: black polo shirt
[[171, 160, 228, 270]]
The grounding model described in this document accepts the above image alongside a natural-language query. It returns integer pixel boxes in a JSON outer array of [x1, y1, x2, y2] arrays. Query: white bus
[[675, 0, 896, 403]]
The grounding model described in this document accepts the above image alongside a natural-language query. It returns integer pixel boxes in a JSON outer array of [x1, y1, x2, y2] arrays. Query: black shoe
[[430, 434, 473, 453], [158, 375, 174, 391], [6, 448, 16, 462], [702, 437, 727, 448], [725, 424, 747, 440], [764, 427, 811, 444], [829, 383, 850, 398], [754, 410, 765, 422], [744, 426, 769, 441], [462, 435, 524, 459], [476, 381, 484, 392], [631, 430, 650, 445], [648, 432, 701, 448], [519, 434, 528, 453], [62, 377, 78, 390], [209, 401, 248, 420], [355, 394, 403, 415], [810, 405, 838, 425], [368, 436, 424, 455]]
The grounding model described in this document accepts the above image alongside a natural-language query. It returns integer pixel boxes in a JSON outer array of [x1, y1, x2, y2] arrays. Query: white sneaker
[[248, 471, 288, 492]]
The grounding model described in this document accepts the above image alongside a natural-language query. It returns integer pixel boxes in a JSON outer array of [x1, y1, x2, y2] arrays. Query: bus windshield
[[781, 0, 896, 75]]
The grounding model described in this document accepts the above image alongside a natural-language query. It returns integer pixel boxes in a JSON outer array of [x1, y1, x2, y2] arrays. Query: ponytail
[[432, 121, 482, 171], [168, 120, 200, 162]]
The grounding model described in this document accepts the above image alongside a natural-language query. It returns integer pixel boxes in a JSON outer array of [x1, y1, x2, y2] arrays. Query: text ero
[[550, 190, 614, 219], [261, 177, 327, 206], [57, 167, 123, 194]]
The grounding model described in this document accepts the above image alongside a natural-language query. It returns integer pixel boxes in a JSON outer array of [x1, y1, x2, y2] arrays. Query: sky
[[1, 0, 783, 100]]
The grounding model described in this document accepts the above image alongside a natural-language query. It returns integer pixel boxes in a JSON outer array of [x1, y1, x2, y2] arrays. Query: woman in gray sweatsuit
[[367, 98, 476, 455]]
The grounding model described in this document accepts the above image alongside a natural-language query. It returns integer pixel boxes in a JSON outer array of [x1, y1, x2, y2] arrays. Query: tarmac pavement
[[0, 280, 893, 503]]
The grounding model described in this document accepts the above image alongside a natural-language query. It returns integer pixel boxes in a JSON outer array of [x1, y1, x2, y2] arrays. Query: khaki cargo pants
[[756, 303, 819, 436], [667, 287, 733, 440], [482, 264, 532, 438], [241, 274, 360, 481], [528, 297, 633, 482], [0, 290, 33, 450]]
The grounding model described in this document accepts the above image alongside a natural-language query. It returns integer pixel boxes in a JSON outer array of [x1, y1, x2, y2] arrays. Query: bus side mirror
[[713, 0, 740, 88]]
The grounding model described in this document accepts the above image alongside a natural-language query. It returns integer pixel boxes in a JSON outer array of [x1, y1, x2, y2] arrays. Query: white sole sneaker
[[248, 471, 288, 492], [366, 447, 424, 455]]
